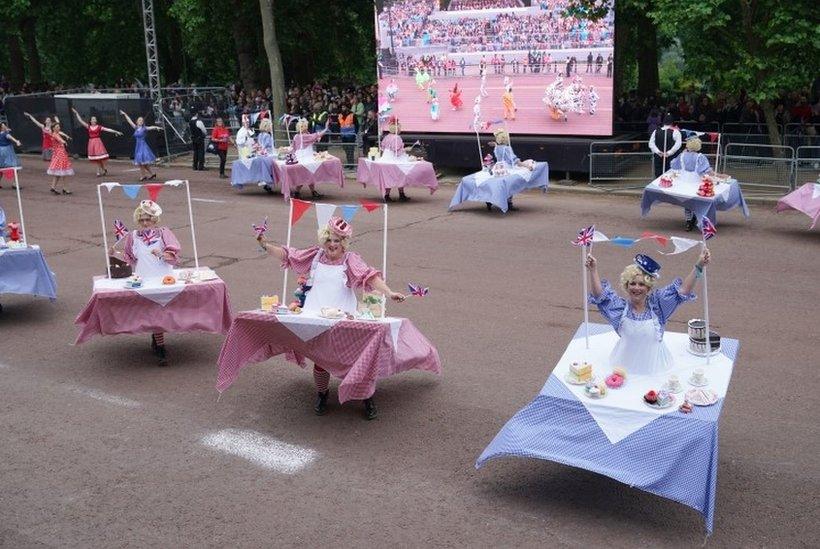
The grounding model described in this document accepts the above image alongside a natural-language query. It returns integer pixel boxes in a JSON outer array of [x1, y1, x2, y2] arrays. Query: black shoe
[[150, 334, 158, 354], [364, 398, 378, 420], [156, 345, 168, 367], [291, 189, 301, 199], [263, 185, 274, 194], [314, 390, 329, 415], [685, 217, 696, 231], [507, 200, 519, 211], [311, 190, 324, 199], [398, 192, 410, 202], [384, 194, 394, 202], [485, 202, 493, 211]]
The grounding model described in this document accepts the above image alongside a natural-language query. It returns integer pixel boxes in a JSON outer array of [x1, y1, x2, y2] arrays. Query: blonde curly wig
[[317, 226, 349, 249], [620, 264, 656, 290]]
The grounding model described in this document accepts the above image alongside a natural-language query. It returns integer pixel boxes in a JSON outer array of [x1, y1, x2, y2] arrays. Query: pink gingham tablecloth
[[74, 279, 233, 344], [776, 183, 820, 229], [356, 158, 438, 194], [273, 157, 344, 199], [216, 310, 441, 403]]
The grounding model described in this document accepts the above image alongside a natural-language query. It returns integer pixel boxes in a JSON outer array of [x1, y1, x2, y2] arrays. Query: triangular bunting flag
[[290, 199, 312, 226], [164, 179, 184, 187], [609, 236, 638, 247], [145, 184, 164, 202], [659, 236, 701, 255], [101, 182, 119, 192], [592, 230, 609, 242], [640, 231, 670, 246], [340, 204, 360, 223], [360, 199, 381, 212], [121, 184, 141, 199], [1, 168, 14, 180], [315, 203, 337, 229]]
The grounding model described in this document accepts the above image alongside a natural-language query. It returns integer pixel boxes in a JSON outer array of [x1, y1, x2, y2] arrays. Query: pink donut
[[605, 374, 624, 388]]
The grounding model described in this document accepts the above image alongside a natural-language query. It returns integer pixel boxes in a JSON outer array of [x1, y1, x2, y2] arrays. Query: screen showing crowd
[[376, 0, 614, 136]]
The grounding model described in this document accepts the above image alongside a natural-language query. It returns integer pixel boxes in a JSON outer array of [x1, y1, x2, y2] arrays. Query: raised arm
[[119, 110, 137, 129], [8, 133, 22, 147], [101, 126, 123, 136], [23, 112, 45, 130], [59, 131, 72, 141], [257, 236, 286, 261], [146, 125, 163, 132], [72, 108, 88, 128], [369, 275, 406, 302], [584, 254, 604, 297], [679, 247, 710, 296]]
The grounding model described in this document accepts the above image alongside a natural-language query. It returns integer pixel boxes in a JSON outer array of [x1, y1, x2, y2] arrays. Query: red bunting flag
[[1, 168, 14, 180], [290, 199, 313, 226], [145, 183, 164, 202], [640, 231, 670, 247], [359, 199, 381, 212]]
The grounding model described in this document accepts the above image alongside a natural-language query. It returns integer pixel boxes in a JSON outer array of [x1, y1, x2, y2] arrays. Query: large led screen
[[376, 0, 614, 135]]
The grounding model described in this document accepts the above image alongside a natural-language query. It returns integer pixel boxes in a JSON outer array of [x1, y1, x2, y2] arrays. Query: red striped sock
[[153, 332, 165, 346], [313, 365, 330, 393]]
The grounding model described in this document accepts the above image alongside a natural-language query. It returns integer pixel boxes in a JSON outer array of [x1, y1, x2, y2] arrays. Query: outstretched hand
[[584, 254, 597, 271], [697, 248, 711, 268], [388, 291, 406, 302]]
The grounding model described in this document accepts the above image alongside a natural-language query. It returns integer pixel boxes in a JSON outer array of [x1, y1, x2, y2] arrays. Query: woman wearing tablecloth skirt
[[110, 200, 181, 366], [379, 117, 412, 202], [257, 217, 406, 420], [0, 124, 22, 169], [120, 111, 162, 181], [47, 123, 75, 195], [671, 136, 725, 231], [289, 118, 329, 199], [585, 251, 710, 376]]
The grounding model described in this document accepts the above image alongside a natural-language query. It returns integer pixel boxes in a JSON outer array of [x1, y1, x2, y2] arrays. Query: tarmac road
[[0, 156, 817, 548]]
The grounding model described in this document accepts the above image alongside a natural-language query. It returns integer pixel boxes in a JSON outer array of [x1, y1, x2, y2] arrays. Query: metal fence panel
[[722, 143, 795, 193], [589, 141, 654, 189], [795, 146, 820, 185]]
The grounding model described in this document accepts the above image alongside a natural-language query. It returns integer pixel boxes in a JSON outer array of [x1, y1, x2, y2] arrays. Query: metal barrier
[[721, 143, 795, 193], [795, 146, 820, 184], [589, 141, 654, 190]]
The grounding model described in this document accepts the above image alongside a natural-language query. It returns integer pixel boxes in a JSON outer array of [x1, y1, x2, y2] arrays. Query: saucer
[[663, 383, 685, 394], [688, 377, 709, 387], [686, 388, 718, 406], [644, 394, 676, 409]]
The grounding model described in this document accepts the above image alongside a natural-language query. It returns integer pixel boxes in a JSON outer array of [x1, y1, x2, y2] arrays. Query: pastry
[[685, 388, 718, 406], [320, 307, 344, 319], [125, 274, 143, 288], [162, 275, 176, 285], [605, 373, 624, 388], [656, 390, 673, 407], [260, 295, 279, 312], [569, 361, 592, 383], [643, 390, 658, 404]]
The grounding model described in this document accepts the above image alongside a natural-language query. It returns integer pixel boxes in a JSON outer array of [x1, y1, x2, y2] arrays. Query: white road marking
[[0, 363, 9, 369], [200, 429, 318, 473], [68, 385, 142, 409], [122, 168, 141, 172], [191, 197, 226, 203]]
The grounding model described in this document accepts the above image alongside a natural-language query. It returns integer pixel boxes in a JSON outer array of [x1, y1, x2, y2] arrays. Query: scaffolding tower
[[141, 0, 164, 128]]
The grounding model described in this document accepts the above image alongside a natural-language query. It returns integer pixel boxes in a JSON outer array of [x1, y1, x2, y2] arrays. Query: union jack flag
[[252, 216, 269, 238], [700, 217, 717, 241], [138, 228, 158, 246], [572, 224, 595, 247], [408, 283, 429, 297], [113, 219, 129, 242]]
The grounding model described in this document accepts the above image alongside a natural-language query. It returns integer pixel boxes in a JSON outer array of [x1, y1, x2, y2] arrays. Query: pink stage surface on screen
[[376, 0, 615, 136]]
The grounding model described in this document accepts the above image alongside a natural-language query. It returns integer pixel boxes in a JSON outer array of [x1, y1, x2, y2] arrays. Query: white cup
[[668, 375, 681, 391], [692, 368, 705, 383]]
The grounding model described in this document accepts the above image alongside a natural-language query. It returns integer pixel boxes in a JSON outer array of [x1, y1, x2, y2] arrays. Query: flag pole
[[381, 203, 388, 319], [700, 234, 711, 365], [282, 199, 294, 302], [581, 244, 590, 349], [12, 169, 27, 247], [661, 125, 668, 174], [97, 184, 112, 279]]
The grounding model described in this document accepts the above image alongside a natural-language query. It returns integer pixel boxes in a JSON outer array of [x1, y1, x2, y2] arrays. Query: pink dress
[[280, 246, 381, 291], [87, 125, 109, 161]]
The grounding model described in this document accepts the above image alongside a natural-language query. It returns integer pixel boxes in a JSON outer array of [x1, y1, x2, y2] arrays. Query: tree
[[259, 0, 286, 117], [653, 0, 820, 145]]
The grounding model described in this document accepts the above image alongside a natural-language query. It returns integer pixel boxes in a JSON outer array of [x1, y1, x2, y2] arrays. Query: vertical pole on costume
[[381, 203, 388, 318], [474, 128, 483, 169], [715, 133, 722, 173], [581, 244, 589, 349], [97, 184, 112, 279], [661, 126, 668, 174], [282, 199, 294, 301], [184, 180, 200, 270], [13, 169, 27, 247], [701, 238, 711, 365]]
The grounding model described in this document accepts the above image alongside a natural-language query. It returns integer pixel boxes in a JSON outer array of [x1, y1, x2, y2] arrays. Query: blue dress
[[493, 144, 519, 167], [133, 126, 156, 165], [0, 131, 20, 168]]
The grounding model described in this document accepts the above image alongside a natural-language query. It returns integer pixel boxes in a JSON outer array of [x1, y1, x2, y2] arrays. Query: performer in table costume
[[485, 127, 535, 212], [289, 117, 328, 199], [585, 250, 710, 376], [109, 200, 180, 366], [379, 116, 416, 202], [257, 217, 406, 420], [671, 136, 728, 231]]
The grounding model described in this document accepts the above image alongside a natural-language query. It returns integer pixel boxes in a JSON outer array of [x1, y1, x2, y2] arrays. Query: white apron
[[132, 233, 174, 281], [302, 252, 358, 314], [609, 305, 674, 377]]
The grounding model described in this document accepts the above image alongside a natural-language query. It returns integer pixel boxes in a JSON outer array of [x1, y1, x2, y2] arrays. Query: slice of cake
[[569, 361, 592, 382]]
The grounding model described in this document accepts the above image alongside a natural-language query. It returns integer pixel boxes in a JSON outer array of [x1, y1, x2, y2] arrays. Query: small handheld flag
[[572, 224, 595, 247], [700, 217, 717, 241], [252, 216, 269, 238], [408, 283, 429, 297], [113, 219, 129, 242]]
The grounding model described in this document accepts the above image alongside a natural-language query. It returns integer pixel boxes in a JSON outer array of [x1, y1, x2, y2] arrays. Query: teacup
[[667, 375, 682, 392], [691, 368, 706, 385]]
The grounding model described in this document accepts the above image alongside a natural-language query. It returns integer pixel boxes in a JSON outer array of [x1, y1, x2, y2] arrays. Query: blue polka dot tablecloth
[[475, 322, 740, 534]]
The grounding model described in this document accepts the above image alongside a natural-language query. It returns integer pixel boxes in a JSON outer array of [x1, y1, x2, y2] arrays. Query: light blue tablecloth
[[230, 156, 275, 189], [641, 179, 750, 224], [449, 162, 549, 213], [476, 323, 740, 533], [0, 246, 58, 300]]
